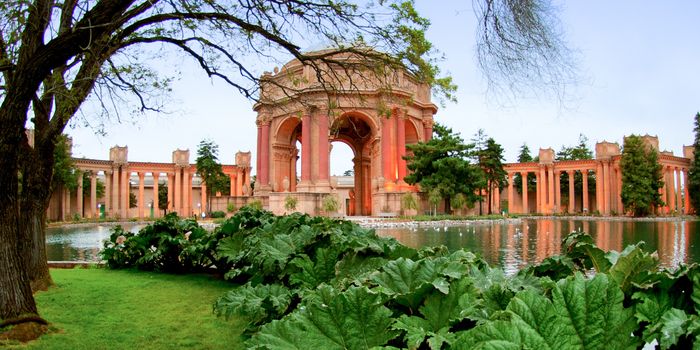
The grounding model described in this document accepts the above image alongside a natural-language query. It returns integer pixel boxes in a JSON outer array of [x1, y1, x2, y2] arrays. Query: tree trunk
[[22, 202, 53, 292]]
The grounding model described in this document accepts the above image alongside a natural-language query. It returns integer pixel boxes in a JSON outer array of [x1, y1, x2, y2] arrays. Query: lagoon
[[46, 219, 699, 273]]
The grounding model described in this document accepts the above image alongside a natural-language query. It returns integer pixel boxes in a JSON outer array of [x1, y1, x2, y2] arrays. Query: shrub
[[210, 211, 226, 218], [322, 195, 339, 214], [401, 193, 418, 214], [284, 195, 298, 212], [226, 202, 236, 213]]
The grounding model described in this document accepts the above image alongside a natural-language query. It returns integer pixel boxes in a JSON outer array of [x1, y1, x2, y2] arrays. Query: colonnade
[[502, 147, 693, 216], [52, 147, 252, 221]]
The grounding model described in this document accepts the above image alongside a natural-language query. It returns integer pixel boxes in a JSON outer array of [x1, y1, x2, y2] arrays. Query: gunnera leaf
[[453, 273, 640, 350], [248, 285, 396, 349], [371, 257, 448, 310], [213, 283, 292, 328]]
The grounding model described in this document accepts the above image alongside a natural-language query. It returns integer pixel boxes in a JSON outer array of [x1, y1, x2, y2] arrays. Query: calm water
[[46, 219, 699, 274], [46, 223, 144, 262], [376, 219, 699, 274]]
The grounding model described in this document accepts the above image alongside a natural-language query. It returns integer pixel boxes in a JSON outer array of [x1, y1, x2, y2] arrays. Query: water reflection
[[376, 219, 698, 274], [46, 223, 144, 261]]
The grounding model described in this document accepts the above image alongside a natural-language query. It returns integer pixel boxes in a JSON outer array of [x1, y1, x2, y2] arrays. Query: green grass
[[5, 268, 245, 350]]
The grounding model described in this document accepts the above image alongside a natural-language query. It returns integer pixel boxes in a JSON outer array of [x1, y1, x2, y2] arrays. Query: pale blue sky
[[67, 1, 700, 175]]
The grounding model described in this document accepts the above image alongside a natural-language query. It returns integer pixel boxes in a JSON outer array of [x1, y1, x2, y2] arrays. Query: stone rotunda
[[253, 51, 437, 216]]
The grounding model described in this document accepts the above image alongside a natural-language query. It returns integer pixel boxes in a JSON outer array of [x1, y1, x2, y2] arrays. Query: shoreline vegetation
[[20, 208, 700, 348]]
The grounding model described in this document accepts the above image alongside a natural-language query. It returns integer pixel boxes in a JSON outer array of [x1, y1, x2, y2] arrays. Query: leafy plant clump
[[102, 211, 700, 349]]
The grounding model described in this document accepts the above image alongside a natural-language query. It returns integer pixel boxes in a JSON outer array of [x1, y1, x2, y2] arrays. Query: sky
[[66, 1, 700, 176]]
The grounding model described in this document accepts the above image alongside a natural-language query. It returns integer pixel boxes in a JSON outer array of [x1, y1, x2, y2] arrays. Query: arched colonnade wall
[[498, 136, 693, 216], [48, 146, 252, 221], [253, 52, 437, 216]]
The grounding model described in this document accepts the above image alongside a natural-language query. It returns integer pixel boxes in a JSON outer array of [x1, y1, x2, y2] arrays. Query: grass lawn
[[4, 268, 245, 349]]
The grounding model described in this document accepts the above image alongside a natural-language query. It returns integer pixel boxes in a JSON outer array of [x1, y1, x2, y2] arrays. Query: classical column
[[603, 161, 611, 215], [660, 167, 668, 214], [121, 167, 129, 218], [396, 112, 407, 184], [616, 165, 623, 214], [153, 173, 160, 218], [676, 167, 682, 213], [582, 170, 589, 213], [167, 173, 174, 212], [548, 166, 555, 214], [507, 173, 514, 214], [381, 116, 393, 183], [521, 172, 528, 214], [667, 166, 676, 212], [493, 182, 500, 213], [76, 172, 84, 218], [423, 120, 433, 142], [183, 167, 191, 216], [300, 114, 312, 185], [111, 167, 119, 217], [174, 168, 181, 214], [595, 163, 603, 213], [317, 112, 330, 185], [138, 172, 145, 218], [90, 171, 97, 218], [104, 170, 112, 216], [201, 182, 207, 214], [684, 168, 692, 214], [260, 122, 271, 188], [568, 171, 575, 213], [63, 186, 70, 221], [536, 170, 542, 213], [553, 170, 560, 213], [228, 173, 235, 196]]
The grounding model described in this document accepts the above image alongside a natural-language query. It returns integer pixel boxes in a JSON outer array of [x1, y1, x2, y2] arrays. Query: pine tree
[[514, 143, 536, 194], [620, 135, 664, 216], [688, 113, 700, 214], [480, 138, 507, 214], [405, 123, 485, 214]]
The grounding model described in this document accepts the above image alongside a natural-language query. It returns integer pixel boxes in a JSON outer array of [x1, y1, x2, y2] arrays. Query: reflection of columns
[[138, 172, 145, 218], [568, 171, 575, 213], [77, 172, 84, 217], [396, 113, 407, 183], [582, 170, 589, 212], [301, 114, 312, 184], [684, 169, 692, 214], [521, 172, 528, 214], [675, 168, 682, 214], [507, 173, 514, 213], [153, 173, 160, 218], [90, 172, 97, 218], [381, 116, 393, 183], [104, 170, 112, 216]]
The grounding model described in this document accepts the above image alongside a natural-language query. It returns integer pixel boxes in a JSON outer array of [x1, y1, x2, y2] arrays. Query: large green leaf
[[393, 278, 478, 349], [371, 257, 448, 310], [607, 244, 659, 293], [249, 286, 396, 349], [454, 273, 640, 350], [213, 283, 292, 328], [288, 247, 340, 289]]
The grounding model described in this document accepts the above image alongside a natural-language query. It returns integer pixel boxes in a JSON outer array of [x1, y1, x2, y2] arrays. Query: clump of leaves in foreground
[[217, 223, 700, 349]]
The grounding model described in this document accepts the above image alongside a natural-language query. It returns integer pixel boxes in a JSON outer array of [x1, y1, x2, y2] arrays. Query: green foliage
[[689, 113, 700, 213], [401, 192, 418, 214], [129, 191, 137, 208], [621, 135, 664, 216], [196, 139, 230, 212], [81, 172, 105, 199], [321, 195, 339, 214], [52, 134, 78, 192], [102, 210, 700, 349], [158, 182, 169, 212], [513, 143, 536, 194], [475, 137, 507, 215], [246, 200, 264, 211], [405, 123, 485, 213], [210, 211, 226, 218], [227, 202, 237, 213], [284, 195, 298, 212]]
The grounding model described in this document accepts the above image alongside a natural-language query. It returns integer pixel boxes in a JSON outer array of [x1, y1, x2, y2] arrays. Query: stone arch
[[330, 111, 378, 215], [271, 116, 302, 192]]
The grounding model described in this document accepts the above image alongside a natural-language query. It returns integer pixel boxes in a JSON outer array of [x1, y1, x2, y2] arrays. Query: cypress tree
[[688, 113, 700, 213]]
